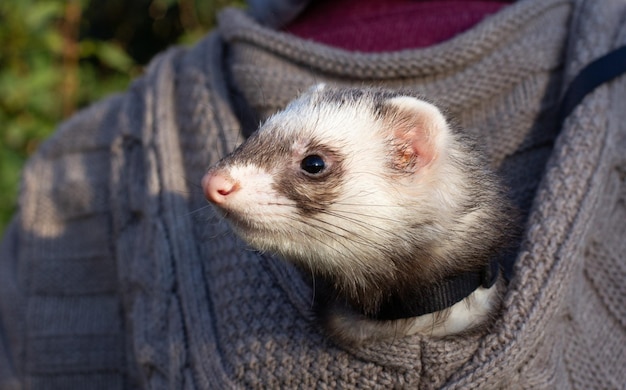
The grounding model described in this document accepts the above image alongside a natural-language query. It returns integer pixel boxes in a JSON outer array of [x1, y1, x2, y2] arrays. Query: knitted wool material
[[1, 0, 625, 388], [283, 0, 510, 51]]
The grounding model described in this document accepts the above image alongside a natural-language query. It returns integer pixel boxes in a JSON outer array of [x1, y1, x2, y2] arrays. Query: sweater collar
[[218, 0, 572, 124]]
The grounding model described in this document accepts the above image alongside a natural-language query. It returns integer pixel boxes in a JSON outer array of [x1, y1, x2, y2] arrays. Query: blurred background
[[0, 0, 244, 234]]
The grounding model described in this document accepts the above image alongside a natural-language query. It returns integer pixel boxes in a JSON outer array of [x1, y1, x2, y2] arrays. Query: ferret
[[202, 85, 516, 345]]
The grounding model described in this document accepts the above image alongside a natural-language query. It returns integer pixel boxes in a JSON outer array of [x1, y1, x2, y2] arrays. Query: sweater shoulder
[[0, 36, 218, 387]]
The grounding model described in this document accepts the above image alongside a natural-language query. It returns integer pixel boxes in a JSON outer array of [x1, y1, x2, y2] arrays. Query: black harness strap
[[558, 45, 626, 125], [371, 258, 499, 321]]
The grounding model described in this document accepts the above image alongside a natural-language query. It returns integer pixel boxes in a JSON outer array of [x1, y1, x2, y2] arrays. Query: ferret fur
[[202, 85, 516, 345]]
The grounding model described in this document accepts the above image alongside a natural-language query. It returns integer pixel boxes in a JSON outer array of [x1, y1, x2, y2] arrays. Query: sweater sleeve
[[0, 93, 132, 389], [0, 30, 231, 386], [0, 220, 22, 390]]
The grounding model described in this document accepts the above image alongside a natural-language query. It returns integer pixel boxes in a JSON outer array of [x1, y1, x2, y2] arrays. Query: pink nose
[[202, 171, 239, 204]]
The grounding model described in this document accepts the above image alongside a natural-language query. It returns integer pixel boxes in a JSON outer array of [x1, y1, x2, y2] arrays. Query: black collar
[[368, 259, 500, 321]]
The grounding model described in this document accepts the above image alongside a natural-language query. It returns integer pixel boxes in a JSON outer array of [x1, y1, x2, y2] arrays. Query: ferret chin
[[202, 84, 517, 345]]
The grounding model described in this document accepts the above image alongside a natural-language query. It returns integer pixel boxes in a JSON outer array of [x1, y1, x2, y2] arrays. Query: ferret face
[[203, 86, 469, 287]]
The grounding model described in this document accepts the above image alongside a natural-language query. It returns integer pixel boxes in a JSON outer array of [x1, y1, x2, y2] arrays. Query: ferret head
[[203, 85, 509, 313]]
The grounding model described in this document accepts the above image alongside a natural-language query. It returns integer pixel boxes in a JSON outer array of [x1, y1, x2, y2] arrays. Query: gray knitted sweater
[[1, 0, 625, 388]]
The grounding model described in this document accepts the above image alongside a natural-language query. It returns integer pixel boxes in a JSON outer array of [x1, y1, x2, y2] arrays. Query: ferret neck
[[367, 259, 500, 321]]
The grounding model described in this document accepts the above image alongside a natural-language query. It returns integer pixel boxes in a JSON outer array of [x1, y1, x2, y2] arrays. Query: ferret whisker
[[169, 188, 198, 196], [323, 207, 406, 224], [305, 215, 391, 253], [330, 201, 406, 208], [207, 229, 234, 240], [289, 216, 374, 257], [186, 204, 215, 217], [292, 223, 386, 272], [317, 209, 402, 236], [285, 218, 363, 261], [181, 176, 203, 190], [295, 205, 396, 242]]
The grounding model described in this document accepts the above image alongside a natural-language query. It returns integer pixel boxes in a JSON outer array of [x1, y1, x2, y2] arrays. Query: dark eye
[[300, 155, 326, 175]]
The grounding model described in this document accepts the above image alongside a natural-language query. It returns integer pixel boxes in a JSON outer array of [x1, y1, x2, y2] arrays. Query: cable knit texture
[[1, 0, 625, 388]]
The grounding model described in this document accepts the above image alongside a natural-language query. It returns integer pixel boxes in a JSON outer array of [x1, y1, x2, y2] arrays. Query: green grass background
[[0, 0, 243, 235]]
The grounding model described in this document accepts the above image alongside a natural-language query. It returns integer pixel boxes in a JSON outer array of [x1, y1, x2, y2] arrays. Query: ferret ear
[[383, 96, 451, 171]]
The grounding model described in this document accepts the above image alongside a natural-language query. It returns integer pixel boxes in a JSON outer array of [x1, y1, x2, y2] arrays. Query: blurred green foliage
[[0, 0, 243, 234]]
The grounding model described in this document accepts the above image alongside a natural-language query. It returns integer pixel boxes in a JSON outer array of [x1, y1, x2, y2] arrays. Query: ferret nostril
[[203, 171, 238, 204]]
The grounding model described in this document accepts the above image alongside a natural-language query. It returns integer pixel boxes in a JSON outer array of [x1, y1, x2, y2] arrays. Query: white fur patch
[[405, 285, 497, 337]]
